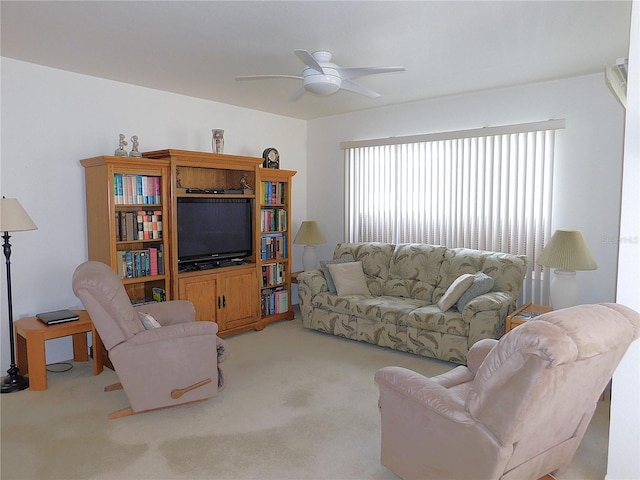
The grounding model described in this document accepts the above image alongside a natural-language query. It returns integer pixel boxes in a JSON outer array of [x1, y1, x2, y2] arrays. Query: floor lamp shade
[[1, 198, 38, 232], [293, 221, 326, 271], [538, 230, 597, 310], [1, 197, 38, 393]]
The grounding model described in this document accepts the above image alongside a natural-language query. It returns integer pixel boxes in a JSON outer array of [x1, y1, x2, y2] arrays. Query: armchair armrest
[[134, 300, 196, 326], [467, 338, 498, 373], [128, 320, 218, 345], [375, 366, 474, 424]]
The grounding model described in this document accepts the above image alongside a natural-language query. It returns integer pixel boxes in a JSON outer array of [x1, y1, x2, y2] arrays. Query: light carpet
[[1, 314, 608, 479]]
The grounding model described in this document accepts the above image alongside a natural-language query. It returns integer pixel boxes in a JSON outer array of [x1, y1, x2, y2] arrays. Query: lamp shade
[[1, 198, 38, 232], [293, 221, 326, 245], [538, 230, 597, 271]]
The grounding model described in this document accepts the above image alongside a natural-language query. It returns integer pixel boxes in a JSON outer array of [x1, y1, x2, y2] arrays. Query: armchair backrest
[[467, 303, 640, 470], [72, 261, 144, 351]]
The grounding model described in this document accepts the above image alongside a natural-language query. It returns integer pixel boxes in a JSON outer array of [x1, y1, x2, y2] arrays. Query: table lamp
[[537, 229, 597, 310], [293, 221, 326, 271], [1, 197, 38, 393]]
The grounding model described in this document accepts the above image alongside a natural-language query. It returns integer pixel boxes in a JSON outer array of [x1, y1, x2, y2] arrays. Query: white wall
[[307, 73, 626, 306], [608, 2, 640, 478], [0, 58, 307, 369]]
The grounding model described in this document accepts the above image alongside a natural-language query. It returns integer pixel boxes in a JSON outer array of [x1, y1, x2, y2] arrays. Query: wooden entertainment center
[[81, 149, 296, 336]]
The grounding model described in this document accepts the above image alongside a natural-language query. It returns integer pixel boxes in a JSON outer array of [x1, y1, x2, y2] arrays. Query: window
[[342, 119, 565, 305]]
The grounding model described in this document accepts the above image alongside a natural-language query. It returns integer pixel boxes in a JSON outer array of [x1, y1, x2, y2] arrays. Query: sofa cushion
[[437, 274, 475, 311], [333, 243, 396, 296], [384, 244, 447, 301], [407, 306, 469, 336], [327, 261, 371, 296], [433, 248, 528, 303], [311, 293, 429, 325], [355, 296, 431, 324], [320, 255, 355, 293], [456, 272, 495, 311]]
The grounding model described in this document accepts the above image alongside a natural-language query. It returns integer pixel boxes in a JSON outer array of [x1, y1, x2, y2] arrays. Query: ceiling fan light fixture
[[304, 73, 341, 95], [236, 49, 404, 101]]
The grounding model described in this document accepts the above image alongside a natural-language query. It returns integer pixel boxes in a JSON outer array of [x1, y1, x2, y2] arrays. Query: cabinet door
[[219, 269, 260, 331], [178, 276, 217, 323]]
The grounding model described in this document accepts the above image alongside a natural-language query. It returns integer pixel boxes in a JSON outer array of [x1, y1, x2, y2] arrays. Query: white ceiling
[[1, 1, 632, 120]]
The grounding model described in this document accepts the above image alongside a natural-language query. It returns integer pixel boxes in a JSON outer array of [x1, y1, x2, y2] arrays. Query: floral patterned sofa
[[297, 242, 528, 364]]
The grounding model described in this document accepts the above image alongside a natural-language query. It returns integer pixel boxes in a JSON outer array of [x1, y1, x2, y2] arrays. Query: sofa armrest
[[375, 366, 475, 424], [297, 269, 329, 323], [297, 269, 328, 295], [462, 291, 513, 347], [134, 300, 196, 326]]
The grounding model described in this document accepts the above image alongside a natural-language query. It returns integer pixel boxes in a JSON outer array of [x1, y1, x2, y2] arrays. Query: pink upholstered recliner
[[375, 303, 640, 480], [73, 261, 227, 419]]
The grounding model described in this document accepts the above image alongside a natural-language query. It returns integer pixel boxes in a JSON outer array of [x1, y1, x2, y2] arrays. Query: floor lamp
[[1, 197, 38, 393], [293, 221, 326, 271], [538, 229, 597, 310]]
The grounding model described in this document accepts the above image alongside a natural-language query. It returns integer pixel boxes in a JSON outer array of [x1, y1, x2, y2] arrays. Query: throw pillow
[[320, 255, 355, 293], [456, 272, 495, 311], [437, 273, 475, 311], [327, 261, 370, 296], [138, 311, 161, 330]]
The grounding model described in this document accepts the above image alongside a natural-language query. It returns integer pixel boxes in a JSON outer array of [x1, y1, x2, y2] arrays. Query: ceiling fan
[[235, 50, 405, 101]]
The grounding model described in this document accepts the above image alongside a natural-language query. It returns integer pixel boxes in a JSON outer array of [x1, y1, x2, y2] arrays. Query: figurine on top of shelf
[[114, 133, 128, 157], [129, 135, 142, 157], [240, 173, 253, 193], [212, 129, 224, 154]]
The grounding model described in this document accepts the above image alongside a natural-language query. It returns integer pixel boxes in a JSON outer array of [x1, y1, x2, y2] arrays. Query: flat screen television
[[177, 197, 253, 269]]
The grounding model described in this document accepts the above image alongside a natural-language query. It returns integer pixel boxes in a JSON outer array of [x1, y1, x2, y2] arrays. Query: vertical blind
[[342, 120, 565, 305]]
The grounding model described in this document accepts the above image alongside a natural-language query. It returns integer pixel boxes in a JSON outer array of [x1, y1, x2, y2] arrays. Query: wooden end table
[[14, 310, 104, 391], [505, 302, 553, 333]]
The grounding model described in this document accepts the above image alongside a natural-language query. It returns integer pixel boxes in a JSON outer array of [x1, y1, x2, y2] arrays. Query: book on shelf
[[152, 287, 166, 302], [116, 244, 164, 279], [115, 210, 162, 241], [261, 233, 287, 260], [261, 263, 285, 288], [260, 287, 289, 316], [113, 174, 162, 205], [261, 208, 287, 232], [260, 181, 286, 205]]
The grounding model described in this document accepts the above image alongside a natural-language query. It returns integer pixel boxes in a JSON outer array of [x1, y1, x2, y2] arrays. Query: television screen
[[177, 197, 253, 265]]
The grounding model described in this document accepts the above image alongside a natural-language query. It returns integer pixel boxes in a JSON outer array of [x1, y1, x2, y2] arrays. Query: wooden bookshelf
[[81, 149, 296, 336], [143, 149, 264, 336], [81, 156, 171, 304], [258, 169, 296, 325]]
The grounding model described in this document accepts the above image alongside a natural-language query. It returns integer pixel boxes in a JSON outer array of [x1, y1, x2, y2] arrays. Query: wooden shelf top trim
[[80, 156, 170, 168]]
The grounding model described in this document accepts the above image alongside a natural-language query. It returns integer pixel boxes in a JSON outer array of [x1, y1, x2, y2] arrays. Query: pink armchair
[[375, 303, 640, 480], [73, 261, 227, 419]]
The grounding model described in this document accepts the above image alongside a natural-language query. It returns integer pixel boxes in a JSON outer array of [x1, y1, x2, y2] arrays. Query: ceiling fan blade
[[337, 66, 405, 80], [340, 79, 381, 98], [294, 50, 325, 73], [236, 75, 303, 81], [290, 87, 307, 102]]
